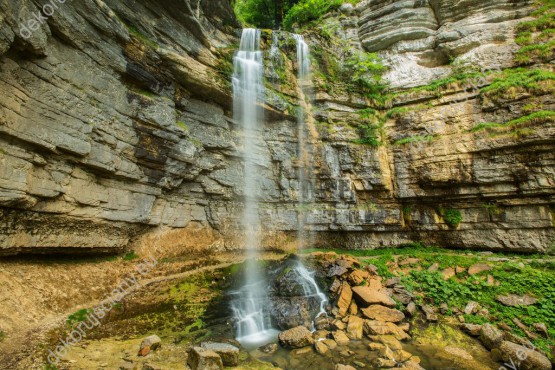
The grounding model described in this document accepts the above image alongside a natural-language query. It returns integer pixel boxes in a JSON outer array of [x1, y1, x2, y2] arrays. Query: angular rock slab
[[361, 305, 405, 323], [352, 286, 396, 307]]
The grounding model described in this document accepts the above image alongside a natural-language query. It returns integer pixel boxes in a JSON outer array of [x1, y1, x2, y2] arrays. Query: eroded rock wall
[[0, 0, 243, 254]]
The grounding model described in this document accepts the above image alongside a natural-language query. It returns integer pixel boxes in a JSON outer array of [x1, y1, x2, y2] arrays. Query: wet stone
[[278, 326, 314, 348], [201, 342, 239, 366]]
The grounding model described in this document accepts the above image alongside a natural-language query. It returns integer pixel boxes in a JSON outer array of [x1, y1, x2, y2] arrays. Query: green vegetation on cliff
[[515, 0, 555, 64], [234, 0, 359, 30]]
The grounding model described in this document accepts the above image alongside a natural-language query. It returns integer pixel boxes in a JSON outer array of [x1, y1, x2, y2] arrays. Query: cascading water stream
[[294, 34, 314, 250], [293, 34, 329, 322], [230, 28, 278, 348]]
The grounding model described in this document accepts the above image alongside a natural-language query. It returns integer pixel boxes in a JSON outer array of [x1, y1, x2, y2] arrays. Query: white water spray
[[230, 28, 278, 348]]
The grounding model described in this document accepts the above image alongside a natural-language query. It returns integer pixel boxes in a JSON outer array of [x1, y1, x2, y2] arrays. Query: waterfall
[[230, 28, 278, 348], [293, 261, 328, 323], [293, 34, 329, 322], [294, 34, 315, 250]]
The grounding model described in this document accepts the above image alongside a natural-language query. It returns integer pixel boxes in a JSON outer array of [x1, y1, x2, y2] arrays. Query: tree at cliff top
[[234, 0, 359, 30], [233, 0, 299, 29]]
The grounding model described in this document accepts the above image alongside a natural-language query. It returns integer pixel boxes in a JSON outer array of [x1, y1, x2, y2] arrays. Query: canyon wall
[[0, 0, 553, 255]]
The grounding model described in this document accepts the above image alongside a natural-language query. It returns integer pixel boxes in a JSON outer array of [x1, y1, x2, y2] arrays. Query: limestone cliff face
[[301, 0, 555, 252], [0, 0, 553, 255], [359, 0, 536, 87], [0, 0, 240, 254]]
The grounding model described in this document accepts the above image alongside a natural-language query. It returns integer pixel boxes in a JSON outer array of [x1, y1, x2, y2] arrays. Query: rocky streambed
[[40, 248, 555, 370]]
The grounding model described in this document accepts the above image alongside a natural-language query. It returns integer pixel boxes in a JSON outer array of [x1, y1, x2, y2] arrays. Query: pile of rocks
[[277, 253, 425, 369], [462, 323, 551, 370]]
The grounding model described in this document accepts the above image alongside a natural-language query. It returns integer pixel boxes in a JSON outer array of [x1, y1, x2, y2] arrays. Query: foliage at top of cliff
[[233, 0, 359, 30]]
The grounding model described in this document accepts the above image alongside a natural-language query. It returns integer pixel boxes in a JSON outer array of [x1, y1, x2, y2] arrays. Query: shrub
[[345, 51, 387, 94], [443, 209, 463, 228], [123, 251, 139, 261], [67, 309, 91, 325]]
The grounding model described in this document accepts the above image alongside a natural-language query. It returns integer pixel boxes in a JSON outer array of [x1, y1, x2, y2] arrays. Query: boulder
[[367, 277, 384, 291], [346, 316, 364, 339], [352, 286, 396, 307], [392, 286, 414, 304], [278, 326, 314, 348], [361, 305, 405, 322], [329, 278, 341, 294], [323, 339, 337, 350], [497, 341, 551, 370], [348, 269, 370, 285], [496, 294, 538, 307], [348, 301, 358, 315], [269, 296, 321, 330], [314, 314, 331, 331], [421, 305, 438, 322], [313, 330, 329, 340], [480, 324, 503, 350], [441, 267, 456, 280], [187, 347, 223, 370], [369, 335, 403, 350], [138, 335, 161, 356], [314, 341, 329, 355], [332, 330, 350, 346], [364, 321, 410, 341], [468, 263, 492, 275], [405, 302, 416, 317], [461, 323, 482, 336], [533, 323, 548, 337], [332, 319, 346, 330], [337, 282, 352, 316], [384, 277, 401, 287], [201, 342, 239, 366], [464, 301, 480, 315]]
